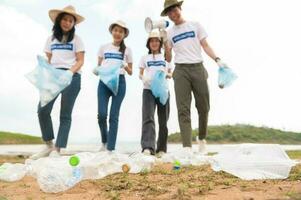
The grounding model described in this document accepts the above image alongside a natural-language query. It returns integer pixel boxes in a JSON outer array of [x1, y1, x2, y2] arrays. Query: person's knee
[[97, 113, 107, 122], [60, 114, 71, 123]]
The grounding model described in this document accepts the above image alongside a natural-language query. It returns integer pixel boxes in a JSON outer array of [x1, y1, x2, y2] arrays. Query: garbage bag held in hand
[[96, 61, 123, 96], [150, 70, 169, 105], [218, 66, 237, 88], [25, 55, 73, 107]]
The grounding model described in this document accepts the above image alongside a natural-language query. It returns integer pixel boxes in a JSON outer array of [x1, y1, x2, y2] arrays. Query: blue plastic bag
[[96, 61, 122, 96], [150, 70, 169, 105], [218, 66, 238, 89], [25, 55, 72, 107]]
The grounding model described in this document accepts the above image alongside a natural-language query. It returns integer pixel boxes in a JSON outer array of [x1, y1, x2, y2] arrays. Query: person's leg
[[97, 80, 112, 145], [191, 63, 210, 140], [107, 76, 126, 151], [37, 96, 58, 143], [156, 94, 170, 153], [173, 65, 193, 147], [56, 73, 81, 148], [141, 89, 157, 154]]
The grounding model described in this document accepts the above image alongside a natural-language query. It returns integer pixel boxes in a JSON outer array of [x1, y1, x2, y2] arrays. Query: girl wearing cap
[[93, 20, 133, 152], [30, 6, 85, 159], [139, 31, 173, 156], [160, 0, 229, 154]]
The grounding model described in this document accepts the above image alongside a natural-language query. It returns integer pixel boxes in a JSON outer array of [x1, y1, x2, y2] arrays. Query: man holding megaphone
[[160, 0, 228, 154]]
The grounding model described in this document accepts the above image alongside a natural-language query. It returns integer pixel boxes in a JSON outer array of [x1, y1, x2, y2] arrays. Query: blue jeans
[[37, 73, 81, 148], [97, 75, 126, 151]]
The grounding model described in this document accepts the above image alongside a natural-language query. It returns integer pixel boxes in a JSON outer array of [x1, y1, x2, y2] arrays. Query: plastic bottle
[[65, 156, 82, 187]]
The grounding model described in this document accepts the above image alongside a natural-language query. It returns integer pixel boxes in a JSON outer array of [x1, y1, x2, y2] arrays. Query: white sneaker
[[143, 149, 151, 156], [99, 143, 107, 152], [49, 150, 61, 158], [198, 139, 207, 154], [29, 145, 53, 160], [156, 151, 165, 158]]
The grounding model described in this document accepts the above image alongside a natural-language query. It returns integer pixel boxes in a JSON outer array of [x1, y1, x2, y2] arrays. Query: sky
[[0, 0, 301, 145]]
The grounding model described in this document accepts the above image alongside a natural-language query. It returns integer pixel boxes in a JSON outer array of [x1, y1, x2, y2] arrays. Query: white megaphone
[[144, 17, 169, 33]]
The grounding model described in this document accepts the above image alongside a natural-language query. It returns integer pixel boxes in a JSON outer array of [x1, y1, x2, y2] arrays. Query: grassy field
[[0, 131, 42, 145], [168, 124, 301, 144], [0, 151, 300, 200]]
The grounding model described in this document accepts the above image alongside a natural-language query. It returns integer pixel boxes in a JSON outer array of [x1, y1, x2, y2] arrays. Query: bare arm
[[164, 42, 172, 63], [124, 63, 133, 76], [46, 52, 52, 63], [98, 57, 103, 66], [70, 52, 85, 73], [200, 39, 219, 63]]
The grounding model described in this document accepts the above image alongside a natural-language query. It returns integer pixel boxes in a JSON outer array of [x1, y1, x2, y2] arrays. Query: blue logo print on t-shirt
[[51, 43, 73, 51], [172, 31, 196, 43], [104, 53, 123, 60], [147, 61, 166, 67]]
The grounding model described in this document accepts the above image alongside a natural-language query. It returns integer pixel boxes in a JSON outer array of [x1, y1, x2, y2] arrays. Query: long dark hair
[[146, 38, 163, 54], [111, 24, 127, 59], [52, 12, 76, 43]]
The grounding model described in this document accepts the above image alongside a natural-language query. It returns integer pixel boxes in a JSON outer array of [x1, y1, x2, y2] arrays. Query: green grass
[[0, 131, 42, 145], [168, 124, 301, 144]]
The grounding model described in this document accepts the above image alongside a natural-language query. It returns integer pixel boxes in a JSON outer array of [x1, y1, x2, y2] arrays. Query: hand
[[122, 61, 128, 69], [93, 66, 100, 76], [216, 59, 228, 68], [159, 29, 168, 43], [59, 70, 73, 85], [166, 72, 173, 79], [139, 74, 151, 84]]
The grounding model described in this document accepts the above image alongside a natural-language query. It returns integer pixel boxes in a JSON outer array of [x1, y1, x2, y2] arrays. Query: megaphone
[[144, 17, 169, 33]]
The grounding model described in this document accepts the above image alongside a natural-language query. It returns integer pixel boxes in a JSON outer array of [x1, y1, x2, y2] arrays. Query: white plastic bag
[[0, 163, 28, 182], [211, 144, 296, 180]]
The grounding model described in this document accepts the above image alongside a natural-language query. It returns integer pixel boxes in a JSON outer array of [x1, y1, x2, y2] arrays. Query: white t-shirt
[[139, 53, 173, 90], [44, 34, 85, 72], [167, 21, 208, 64], [98, 43, 133, 75]]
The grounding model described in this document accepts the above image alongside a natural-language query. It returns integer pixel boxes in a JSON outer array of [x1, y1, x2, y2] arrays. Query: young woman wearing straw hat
[[30, 5, 85, 159], [139, 31, 173, 156], [93, 20, 133, 152], [160, 0, 229, 154]]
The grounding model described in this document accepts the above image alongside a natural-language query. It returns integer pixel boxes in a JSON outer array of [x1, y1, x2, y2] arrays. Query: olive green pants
[[173, 63, 210, 147]]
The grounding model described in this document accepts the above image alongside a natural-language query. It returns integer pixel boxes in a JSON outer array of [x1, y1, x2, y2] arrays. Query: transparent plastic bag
[[218, 66, 237, 88], [97, 62, 123, 96], [150, 70, 169, 105], [25, 55, 72, 107], [0, 163, 28, 182], [211, 144, 296, 180]]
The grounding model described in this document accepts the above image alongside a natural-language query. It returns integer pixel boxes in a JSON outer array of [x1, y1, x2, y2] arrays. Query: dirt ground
[[0, 156, 301, 200]]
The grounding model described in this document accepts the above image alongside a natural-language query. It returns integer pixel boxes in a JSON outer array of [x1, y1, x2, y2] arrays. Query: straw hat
[[161, 0, 184, 16], [49, 5, 85, 24], [148, 31, 162, 41], [109, 20, 130, 38]]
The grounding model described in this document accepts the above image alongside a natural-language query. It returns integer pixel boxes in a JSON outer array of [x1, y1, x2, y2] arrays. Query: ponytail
[[119, 39, 126, 59]]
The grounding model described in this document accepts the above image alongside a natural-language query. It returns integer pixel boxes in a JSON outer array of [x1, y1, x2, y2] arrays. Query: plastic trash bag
[[150, 70, 169, 105], [96, 61, 123, 96], [25, 55, 73, 107], [210, 144, 296, 180], [0, 163, 28, 182], [218, 66, 237, 88]]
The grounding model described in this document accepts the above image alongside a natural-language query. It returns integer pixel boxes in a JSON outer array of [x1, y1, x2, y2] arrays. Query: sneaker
[[99, 143, 107, 152], [143, 149, 152, 156], [198, 139, 207, 154], [156, 151, 165, 158], [29, 145, 53, 160], [49, 150, 61, 158]]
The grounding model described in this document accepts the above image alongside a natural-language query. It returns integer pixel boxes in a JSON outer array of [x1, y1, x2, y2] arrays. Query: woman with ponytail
[[93, 20, 133, 152]]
